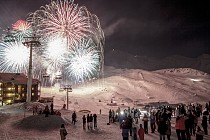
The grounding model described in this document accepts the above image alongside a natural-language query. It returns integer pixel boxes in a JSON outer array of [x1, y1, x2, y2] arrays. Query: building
[[0, 73, 41, 106]]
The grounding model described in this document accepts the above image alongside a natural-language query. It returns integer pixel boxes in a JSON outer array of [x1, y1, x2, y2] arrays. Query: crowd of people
[[32, 102, 61, 117], [117, 102, 210, 140], [31, 101, 209, 140]]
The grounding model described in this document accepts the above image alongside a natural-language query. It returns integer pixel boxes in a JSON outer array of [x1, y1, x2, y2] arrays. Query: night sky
[[0, 0, 210, 58]]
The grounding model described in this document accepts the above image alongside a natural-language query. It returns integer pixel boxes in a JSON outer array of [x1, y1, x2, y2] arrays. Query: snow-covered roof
[[0, 73, 40, 85]]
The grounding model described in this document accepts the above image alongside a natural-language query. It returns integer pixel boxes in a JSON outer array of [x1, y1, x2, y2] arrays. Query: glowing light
[[120, 111, 124, 115], [0, 41, 29, 73], [190, 78, 202, 82]]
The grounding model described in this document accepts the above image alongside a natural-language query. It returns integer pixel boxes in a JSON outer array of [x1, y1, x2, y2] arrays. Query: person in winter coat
[[138, 124, 144, 140], [44, 105, 50, 117], [93, 114, 97, 128], [121, 120, 129, 140], [150, 112, 156, 133], [72, 111, 77, 125], [166, 118, 171, 140], [158, 118, 167, 140], [201, 115, 208, 135], [133, 127, 137, 140], [175, 116, 182, 140], [60, 124, 67, 140], [87, 114, 90, 129], [142, 114, 148, 134], [196, 126, 205, 140], [177, 115, 186, 140], [89, 114, 93, 130], [82, 115, 86, 129]]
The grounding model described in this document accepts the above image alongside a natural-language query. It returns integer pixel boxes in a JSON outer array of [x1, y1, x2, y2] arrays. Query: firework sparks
[[0, 41, 29, 73], [12, 20, 32, 40], [28, 0, 94, 48], [42, 36, 68, 72], [64, 38, 101, 82]]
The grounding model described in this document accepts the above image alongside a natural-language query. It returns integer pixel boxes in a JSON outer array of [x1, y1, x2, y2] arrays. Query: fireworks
[[12, 20, 32, 40], [0, 41, 29, 73], [64, 38, 101, 82], [28, 0, 95, 48], [42, 36, 68, 70], [0, 0, 105, 84]]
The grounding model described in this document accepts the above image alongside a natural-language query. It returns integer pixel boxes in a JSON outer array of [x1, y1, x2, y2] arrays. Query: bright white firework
[[64, 38, 101, 82], [28, 0, 94, 48], [12, 20, 32, 40], [0, 41, 29, 73], [42, 36, 68, 73]]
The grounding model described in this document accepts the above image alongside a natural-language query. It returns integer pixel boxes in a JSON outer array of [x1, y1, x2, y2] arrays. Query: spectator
[[87, 114, 90, 129], [93, 114, 97, 128], [201, 115, 208, 135], [166, 118, 171, 140], [60, 124, 67, 140], [150, 112, 156, 133], [138, 124, 144, 140], [142, 114, 148, 134], [82, 115, 86, 129], [158, 118, 167, 140], [196, 126, 204, 140], [89, 114, 93, 130], [121, 120, 129, 140], [72, 111, 77, 125]]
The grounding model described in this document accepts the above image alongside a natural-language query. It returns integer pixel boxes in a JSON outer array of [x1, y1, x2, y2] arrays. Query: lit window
[[32, 87, 34, 90], [22, 94, 25, 97], [32, 93, 34, 96]]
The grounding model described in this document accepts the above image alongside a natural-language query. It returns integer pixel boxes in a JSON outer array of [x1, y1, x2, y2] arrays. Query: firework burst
[[64, 38, 101, 82], [42, 35, 68, 73], [12, 20, 32, 40], [28, 0, 95, 48], [0, 41, 29, 73]]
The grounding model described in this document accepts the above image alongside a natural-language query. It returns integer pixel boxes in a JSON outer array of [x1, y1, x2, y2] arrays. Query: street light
[[22, 34, 41, 102], [60, 85, 72, 110]]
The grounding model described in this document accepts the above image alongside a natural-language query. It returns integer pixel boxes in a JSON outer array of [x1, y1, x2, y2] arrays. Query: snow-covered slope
[[40, 66, 210, 114]]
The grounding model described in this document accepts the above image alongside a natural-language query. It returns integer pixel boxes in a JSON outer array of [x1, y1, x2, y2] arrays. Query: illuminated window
[[22, 94, 25, 97], [32, 87, 34, 90], [8, 87, 12, 90], [18, 85, 21, 93], [32, 93, 34, 96]]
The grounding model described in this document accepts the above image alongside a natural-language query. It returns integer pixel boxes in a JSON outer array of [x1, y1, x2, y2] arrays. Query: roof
[[0, 73, 40, 85]]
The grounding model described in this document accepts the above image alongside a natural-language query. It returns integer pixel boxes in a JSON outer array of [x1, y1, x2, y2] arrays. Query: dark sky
[[0, 0, 210, 58]]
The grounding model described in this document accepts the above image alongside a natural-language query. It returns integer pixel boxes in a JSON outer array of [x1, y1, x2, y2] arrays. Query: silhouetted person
[[87, 114, 90, 129], [44, 105, 50, 117], [82, 115, 86, 129], [60, 124, 67, 140], [93, 114, 97, 128], [72, 111, 77, 125], [202, 115, 208, 135]]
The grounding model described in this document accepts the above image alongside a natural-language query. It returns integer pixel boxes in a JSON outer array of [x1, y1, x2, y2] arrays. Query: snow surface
[[0, 67, 210, 140]]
